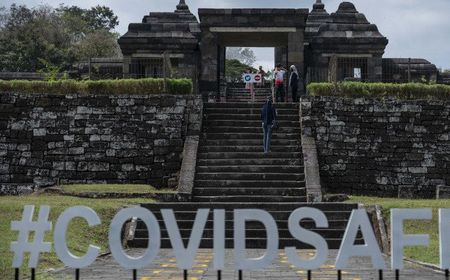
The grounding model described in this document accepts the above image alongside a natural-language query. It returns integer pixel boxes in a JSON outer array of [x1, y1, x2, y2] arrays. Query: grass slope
[[0, 194, 153, 280], [349, 196, 450, 265]]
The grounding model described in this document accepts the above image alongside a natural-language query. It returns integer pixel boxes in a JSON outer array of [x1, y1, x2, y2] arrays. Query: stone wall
[[0, 92, 202, 195], [301, 96, 450, 198]]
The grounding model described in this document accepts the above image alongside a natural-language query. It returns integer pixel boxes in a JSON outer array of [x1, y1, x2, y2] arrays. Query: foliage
[[0, 4, 120, 72], [225, 59, 256, 83], [349, 196, 450, 265], [307, 82, 450, 100], [0, 78, 193, 95], [72, 29, 121, 61], [226, 47, 256, 66], [37, 58, 64, 81], [0, 194, 153, 279]]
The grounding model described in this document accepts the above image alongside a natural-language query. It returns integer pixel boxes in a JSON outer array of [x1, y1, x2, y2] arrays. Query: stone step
[[140, 202, 359, 212], [134, 228, 359, 240], [205, 103, 298, 109], [205, 114, 298, 121], [197, 151, 302, 159], [129, 237, 355, 249], [194, 187, 306, 196], [195, 173, 304, 181], [197, 158, 303, 166], [205, 107, 299, 114], [205, 120, 300, 128], [136, 219, 352, 231], [194, 180, 304, 188], [204, 133, 299, 140], [196, 165, 303, 173], [204, 127, 301, 134], [199, 145, 301, 153], [193, 196, 307, 202], [134, 210, 349, 222], [201, 139, 301, 146]]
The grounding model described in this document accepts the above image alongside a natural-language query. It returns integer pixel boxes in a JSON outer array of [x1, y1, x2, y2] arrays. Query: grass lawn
[[0, 190, 156, 280], [349, 196, 450, 265], [60, 184, 176, 194]]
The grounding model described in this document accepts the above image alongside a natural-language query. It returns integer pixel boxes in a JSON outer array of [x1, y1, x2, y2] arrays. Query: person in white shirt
[[273, 64, 286, 103]]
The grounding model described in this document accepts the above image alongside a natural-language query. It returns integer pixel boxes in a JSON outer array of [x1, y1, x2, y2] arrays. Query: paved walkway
[[54, 250, 445, 280]]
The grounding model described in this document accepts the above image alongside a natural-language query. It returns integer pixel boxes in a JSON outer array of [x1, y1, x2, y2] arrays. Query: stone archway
[[198, 9, 308, 101]]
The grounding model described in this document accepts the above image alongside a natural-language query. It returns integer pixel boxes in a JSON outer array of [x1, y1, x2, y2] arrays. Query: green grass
[[0, 194, 154, 280], [0, 78, 193, 95], [307, 82, 450, 100], [60, 184, 176, 194], [349, 196, 450, 265]]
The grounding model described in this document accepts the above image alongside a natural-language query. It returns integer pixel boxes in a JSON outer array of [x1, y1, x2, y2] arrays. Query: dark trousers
[[263, 124, 273, 153], [291, 85, 298, 103], [275, 84, 285, 102]]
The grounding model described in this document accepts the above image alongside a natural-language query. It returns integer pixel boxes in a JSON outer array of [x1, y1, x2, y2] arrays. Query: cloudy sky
[[3, 0, 450, 70]]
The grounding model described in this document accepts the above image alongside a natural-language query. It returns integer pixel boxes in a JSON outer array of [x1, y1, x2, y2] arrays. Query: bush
[[0, 78, 193, 95], [307, 82, 450, 100]]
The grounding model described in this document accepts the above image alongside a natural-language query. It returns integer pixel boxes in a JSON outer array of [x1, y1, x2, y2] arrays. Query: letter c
[[54, 206, 101, 268]]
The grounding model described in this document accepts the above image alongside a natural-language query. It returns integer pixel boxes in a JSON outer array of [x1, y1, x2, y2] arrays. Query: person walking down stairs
[[261, 96, 277, 154]]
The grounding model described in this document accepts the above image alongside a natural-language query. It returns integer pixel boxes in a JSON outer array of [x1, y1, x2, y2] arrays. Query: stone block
[[437, 186, 450, 199]]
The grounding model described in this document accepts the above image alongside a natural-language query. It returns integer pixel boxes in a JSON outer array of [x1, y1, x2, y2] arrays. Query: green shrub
[[0, 78, 193, 95], [307, 82, 450, 100]]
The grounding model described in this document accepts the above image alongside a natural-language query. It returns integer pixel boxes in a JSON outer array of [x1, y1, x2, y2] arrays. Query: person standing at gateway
[[261, 96, 277, 154], [289, 65, 300, 102], [274, 64, 286, 103]]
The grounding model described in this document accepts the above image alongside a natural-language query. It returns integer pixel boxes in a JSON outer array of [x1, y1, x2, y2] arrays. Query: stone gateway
[[118, 0, 438, 100]]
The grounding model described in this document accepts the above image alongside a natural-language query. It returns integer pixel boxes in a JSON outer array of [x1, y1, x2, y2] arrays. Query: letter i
[[214, 209, 225, 270]]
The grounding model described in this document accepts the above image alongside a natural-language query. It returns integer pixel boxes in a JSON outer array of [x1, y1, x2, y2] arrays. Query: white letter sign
[[54, 206, 101, 268], [285, 207, 329, 270], [336, 209, 386, 269], [234, 209, 279, 270], [391, 209, 432, 270]]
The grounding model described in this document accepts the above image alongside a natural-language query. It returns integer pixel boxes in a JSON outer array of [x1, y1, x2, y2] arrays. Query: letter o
[[109, 207, 160, 269]]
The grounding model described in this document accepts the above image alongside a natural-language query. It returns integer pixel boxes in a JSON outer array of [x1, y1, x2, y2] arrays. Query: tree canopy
[[226, 47, 256, 67], [225, 59, 257, 83], [0, 4, 121, 72]]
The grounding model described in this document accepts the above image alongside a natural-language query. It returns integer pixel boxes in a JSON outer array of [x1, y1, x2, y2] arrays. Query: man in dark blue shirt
[[261, 97, 277, 154]]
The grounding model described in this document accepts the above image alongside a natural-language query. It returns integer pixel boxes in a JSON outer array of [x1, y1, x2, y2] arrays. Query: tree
[[226, 47, 256, 66], [0, 4, 121, 72], [58, 5, 119, 33], [72, 29, 121, 61], [225, 59, 256, 83], [86, 6, 119, 31]]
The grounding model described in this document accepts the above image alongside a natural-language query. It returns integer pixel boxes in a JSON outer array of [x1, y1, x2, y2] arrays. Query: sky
[[2, 0, 450, 70]]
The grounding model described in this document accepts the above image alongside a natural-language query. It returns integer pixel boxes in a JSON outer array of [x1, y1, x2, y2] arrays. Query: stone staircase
[[129, 202, 360, 249], [194, 102, 306, 202], [226, 86, 272, 103], [130, 89, 361, 250]]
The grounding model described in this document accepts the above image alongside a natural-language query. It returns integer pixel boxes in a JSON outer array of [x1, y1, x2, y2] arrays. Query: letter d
[[234, 209, 278, 270]]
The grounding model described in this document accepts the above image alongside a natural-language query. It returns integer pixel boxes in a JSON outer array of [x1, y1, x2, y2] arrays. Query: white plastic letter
[[109, 207, 160, 269], [336, 209, 386, 269], [285, 207, 329, 270], [391, 209, 432, 270], [214, 209, 225, 270], [54, 206, 101, 268], [234, 209, 279, 270], [162, 209, 209, 270], [440, 209, 450, 269]]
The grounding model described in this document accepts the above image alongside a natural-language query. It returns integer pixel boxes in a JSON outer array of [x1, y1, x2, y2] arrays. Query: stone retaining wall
[[301, 96, 450, 198], [0, 92, 202, 194]]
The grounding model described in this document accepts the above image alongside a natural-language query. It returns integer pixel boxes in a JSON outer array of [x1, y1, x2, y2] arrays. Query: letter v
[[161, 209, 209, 269]]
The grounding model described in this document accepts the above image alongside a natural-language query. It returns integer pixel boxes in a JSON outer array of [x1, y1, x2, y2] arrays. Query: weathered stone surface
[[0, 92, 202, 194], [301, 96, 450, 198]]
